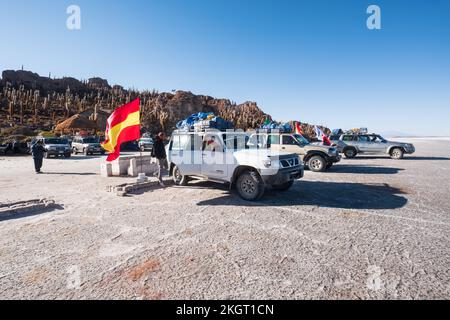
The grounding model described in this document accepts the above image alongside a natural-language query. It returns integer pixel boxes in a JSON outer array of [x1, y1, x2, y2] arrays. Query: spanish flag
[[101, 98, 141, 162], [294, 121, 303, 135]]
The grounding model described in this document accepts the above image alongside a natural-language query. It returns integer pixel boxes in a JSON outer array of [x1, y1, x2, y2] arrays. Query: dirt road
[[1, 138, 449, 299]]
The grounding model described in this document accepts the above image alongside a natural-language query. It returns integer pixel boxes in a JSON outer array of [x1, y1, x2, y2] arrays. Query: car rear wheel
[[140, 145, 146, 152], [236, 171, 265, 201], [83, 148, 89, 156], [72, 147, 77, 155], [344, 147, 357, 159], [172, 165, 188, 186], [308, 156, 326, 172], [390, 148, 404, 160], [273, 180, 294, 191]]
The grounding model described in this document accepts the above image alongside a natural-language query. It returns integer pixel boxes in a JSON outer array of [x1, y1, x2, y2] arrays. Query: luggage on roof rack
[[176, 113, 234, 131], [260, 121, 293, 133]]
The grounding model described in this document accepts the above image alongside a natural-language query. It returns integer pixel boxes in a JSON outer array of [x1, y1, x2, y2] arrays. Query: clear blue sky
[[1, 0, 449, 135]]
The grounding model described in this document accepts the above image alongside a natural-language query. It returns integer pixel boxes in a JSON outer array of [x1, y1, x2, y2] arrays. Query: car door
[[168, 135, 182, 167], [356, 135, 371, 153], [367, 135, 388, 153], [280, 135, 302, 155], [267, 134, 282, 151], [201, 133, 227, 180]]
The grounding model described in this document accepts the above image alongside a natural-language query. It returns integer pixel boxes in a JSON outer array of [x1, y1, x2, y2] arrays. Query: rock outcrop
[[0, 69, 328, 141]]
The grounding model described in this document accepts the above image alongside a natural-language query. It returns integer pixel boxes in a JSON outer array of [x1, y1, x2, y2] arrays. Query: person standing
[[31, 140, 45, 174], [152, 132, 167, 187]]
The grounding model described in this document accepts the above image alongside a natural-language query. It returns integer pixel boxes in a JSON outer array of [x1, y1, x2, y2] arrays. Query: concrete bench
[[100, 155, 159, 177]]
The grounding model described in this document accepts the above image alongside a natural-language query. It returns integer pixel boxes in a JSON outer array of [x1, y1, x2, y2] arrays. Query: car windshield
[[83, 137, 100, 143], [376, 135, 387, 142], [44, 138, 68, 145], [293, 134, 310, 145]]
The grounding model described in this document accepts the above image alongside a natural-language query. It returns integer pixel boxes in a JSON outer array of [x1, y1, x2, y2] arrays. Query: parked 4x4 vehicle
[[31, 137, 72, 158], [138, 137, 154, 152], [167, 130, 304, 201], [330, 134, 415, 159], [248, 132, 341, 172], [72, 136, 105, 156]]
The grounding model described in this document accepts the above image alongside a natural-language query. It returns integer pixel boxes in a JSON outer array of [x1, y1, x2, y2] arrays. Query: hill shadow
[[329, 165, 404, 175], [196, 181, 408, 210]]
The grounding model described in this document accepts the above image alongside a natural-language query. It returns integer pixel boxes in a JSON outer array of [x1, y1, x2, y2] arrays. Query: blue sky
[[1, 0, 449, 135]]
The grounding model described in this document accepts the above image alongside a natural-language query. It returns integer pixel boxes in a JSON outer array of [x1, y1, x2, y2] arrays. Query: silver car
[[330, 134, 415, 159], [72, 136, 105, 156]]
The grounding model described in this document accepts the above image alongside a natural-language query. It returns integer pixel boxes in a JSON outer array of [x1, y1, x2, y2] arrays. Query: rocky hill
[[0, 69, 328, 141]]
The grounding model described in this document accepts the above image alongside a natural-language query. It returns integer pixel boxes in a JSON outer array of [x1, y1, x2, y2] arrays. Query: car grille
[[280, 157, 300, 168]]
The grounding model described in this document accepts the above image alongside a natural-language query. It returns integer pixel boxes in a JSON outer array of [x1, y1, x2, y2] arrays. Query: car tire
[[44, 152, 50, 159], [236, 170, 265, 201], [172, 165, 188, 186], [308, 155, 326, 172], [344, 147, 357, 159], [140, 146, 145, 152], [64, 153, 71, 158], [390, 148, 404, 160], [72, 147, 77, 155], [273, 180, 294, 191], [83, 148, 88, 156]]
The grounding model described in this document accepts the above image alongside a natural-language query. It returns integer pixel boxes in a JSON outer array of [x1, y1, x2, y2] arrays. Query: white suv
[[167, 130, 304, 201]]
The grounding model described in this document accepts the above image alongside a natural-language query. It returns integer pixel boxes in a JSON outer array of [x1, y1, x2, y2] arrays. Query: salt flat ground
[[0, 138, 449, 299]]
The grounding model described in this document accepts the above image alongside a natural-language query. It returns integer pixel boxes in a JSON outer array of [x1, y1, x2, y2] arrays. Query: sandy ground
[[0, 138, 449, 300]]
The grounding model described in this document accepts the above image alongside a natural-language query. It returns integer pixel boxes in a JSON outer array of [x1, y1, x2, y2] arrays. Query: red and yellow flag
[[101, 98, 140, 162], [294, 121, 303, 135]]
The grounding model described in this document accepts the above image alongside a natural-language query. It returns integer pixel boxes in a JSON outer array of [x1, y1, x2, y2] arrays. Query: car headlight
[[262, 159, 272, 168]]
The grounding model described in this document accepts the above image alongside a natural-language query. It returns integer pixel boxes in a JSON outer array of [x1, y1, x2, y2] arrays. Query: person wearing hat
[[152, 132, 168, 187], [31, 139, 45, 174]]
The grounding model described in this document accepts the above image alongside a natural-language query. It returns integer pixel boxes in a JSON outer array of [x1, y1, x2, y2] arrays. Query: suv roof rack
[[173, 128, 234, 133]]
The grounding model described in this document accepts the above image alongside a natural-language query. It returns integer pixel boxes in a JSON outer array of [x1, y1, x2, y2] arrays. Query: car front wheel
[[308, 155, 326, 172], [236, 171, 265, 201], [390, 148, 404, 160]]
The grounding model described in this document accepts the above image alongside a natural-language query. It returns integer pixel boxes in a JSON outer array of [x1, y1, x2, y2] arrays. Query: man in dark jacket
[[152, 132, 167, 187], [31, 140, 45, 173]]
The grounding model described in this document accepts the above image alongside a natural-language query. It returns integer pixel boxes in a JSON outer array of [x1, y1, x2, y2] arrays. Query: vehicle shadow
[[328, 165, 404, 174], [196, 180, 408, 210], [62, 156, 104, 160], [42, 172, 97, 176], [0, 203, 64, 222], [402, 156, 450, 161]]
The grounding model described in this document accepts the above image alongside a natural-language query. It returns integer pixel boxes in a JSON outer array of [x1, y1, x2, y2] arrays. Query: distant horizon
[[1, 0, 449, 136]]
